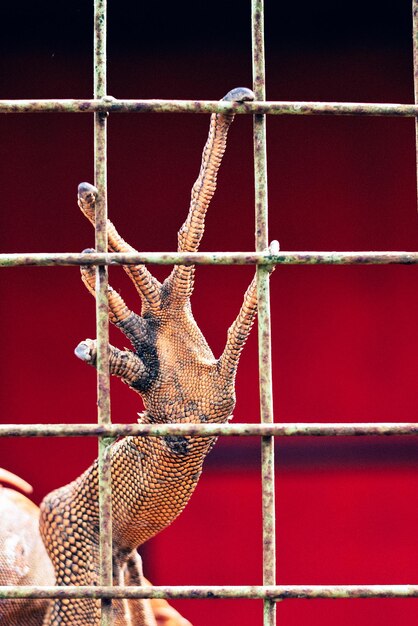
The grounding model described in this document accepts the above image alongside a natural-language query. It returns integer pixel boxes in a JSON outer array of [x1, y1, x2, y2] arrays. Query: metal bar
[[1, 584, 418, 601], [1, 422, 417, 438], [0, 422, 417, 438], [2, 99, 418, 116], [413, 0, 418, 210], [93, 1, 113, 624], [2, 250, 418, 267], [252, 2, 276, 625]]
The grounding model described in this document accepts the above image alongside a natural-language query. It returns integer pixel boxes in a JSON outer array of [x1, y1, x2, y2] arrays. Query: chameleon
[[1, 86, 273, 624]]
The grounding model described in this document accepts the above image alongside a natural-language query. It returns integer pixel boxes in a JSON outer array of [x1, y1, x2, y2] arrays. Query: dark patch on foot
[[118, 314, 160, 393], [134, 317, 160, 391], [164, 436, 190, 456]]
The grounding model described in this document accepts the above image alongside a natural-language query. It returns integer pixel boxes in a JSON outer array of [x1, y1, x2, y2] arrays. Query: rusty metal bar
[[2, 250, 418, 267], [2, 99, 418, 116], [0, 422, 417, 438], [1, 584, 418, 601], [93, 1, 113, 624], [252, 1, 276, 625]]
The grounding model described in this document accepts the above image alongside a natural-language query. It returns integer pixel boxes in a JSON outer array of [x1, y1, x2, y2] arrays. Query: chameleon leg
[[218, 273, 258, 380], [122, 553, 157, 626], [38, 86, 263, 625], [78, 183, 161, 314], [167, 88, 255, 304]]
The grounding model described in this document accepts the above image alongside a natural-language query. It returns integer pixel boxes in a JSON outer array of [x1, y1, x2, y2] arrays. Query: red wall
[[1, 3, 418, 624]]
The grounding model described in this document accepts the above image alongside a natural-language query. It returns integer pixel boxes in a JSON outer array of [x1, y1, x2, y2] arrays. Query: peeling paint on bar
[[1, 251, 418, 267], [0, 422, 417, 438], [1, 584, 418, 601], [1, 99, 418, 116]]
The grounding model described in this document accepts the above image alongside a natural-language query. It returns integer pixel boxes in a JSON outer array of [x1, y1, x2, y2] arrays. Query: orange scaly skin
[[39, 87, 268, 624], [0, 473, 191, 626]]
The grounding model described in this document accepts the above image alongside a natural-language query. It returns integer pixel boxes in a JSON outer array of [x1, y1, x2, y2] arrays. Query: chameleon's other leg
[[78, 183, 161, 314], [80, 254, 151, 353], [125, 557, 193, 626], [121, 553, 157, 626], [75, 339, 147, 390], [167, 87, 255, 303]]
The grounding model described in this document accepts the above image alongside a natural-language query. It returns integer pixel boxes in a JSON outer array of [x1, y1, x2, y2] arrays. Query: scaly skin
[[37, 87, 269, 625], [0, 473, 191, 626]]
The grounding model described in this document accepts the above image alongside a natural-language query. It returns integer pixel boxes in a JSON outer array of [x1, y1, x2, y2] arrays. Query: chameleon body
[[1, 87, 272, 625], [0, 470, 190, 626]]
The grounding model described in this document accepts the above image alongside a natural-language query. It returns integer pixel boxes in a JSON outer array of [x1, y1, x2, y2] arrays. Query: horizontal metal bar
[[1, 584, 417, 601], [1, 251, 418, 267], [1, 99, 418, 117], [0, 422, 417, 438]]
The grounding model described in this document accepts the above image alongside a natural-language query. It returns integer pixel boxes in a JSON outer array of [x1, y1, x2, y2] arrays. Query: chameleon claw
[[78, 182, 98, 200], [269, 240, 280, 255], [74, 339, 96, 363], [78, 182, 99, 225], [222, 87, 255, 103], [77, 183, 98, 219], [81, 248, 97, 272]]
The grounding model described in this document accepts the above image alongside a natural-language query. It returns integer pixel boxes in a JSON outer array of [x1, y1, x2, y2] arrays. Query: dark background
[[1, 1, 418, 624]]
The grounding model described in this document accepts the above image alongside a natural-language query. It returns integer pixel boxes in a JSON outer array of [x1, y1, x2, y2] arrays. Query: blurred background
[[1, 0, 418, 624]]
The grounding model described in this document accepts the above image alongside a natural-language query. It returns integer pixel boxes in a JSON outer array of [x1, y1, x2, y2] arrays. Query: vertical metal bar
[[94, 1, 113, 624], [252, 1, 276, 625], [413, 0, 418, 210]]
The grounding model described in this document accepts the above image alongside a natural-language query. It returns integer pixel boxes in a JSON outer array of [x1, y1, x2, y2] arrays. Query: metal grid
[[1, 1, 418, 625]]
